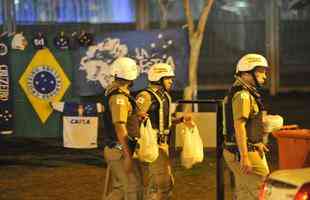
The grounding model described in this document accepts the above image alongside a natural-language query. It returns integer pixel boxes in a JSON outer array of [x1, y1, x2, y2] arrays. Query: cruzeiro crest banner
[[74, 28, 189, 96], [0, 35, 13, 134], [19, 48, 71, 123]]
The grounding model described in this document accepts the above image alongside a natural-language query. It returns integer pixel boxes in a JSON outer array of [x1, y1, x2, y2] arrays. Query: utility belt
[[106, 141, 123, 150], [158, 134, 169, 144], [224, 141, 259, 154], [155, 129, 170, 144], [104, 137, 137, 151]]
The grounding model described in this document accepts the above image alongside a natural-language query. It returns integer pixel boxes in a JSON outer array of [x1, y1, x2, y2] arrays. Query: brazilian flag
[[19, 48, 70, 123]]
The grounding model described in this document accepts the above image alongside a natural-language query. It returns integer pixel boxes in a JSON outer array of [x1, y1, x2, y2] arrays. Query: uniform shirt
[[231, 80, 264, 143], [109, 94, 133, 124], [232, 81, 259, 122], [106, 82, 133, 124], [136, 90, 153, 113], [136, 85, 171, 131]]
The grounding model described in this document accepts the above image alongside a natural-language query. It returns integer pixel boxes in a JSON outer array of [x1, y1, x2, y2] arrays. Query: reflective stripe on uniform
[[145, 88, 172, 135]]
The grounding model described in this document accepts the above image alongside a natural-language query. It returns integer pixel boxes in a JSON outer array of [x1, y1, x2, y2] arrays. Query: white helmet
[[111, 57, 139, 81], [148, 63, 175, 82], [236, 54, 269, 73]]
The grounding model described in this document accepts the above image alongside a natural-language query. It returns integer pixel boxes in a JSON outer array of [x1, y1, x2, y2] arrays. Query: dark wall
[[8, 19, 310, 137]]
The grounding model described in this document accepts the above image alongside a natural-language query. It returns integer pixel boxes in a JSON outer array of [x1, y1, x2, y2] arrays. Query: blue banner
[[73, 28, 189, 96], [0, 35, 13, 134]]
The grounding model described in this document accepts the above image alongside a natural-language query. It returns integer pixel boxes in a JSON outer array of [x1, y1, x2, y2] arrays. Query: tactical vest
[[224, 85, 265, 145], [144, 87, 172, 135], [103, 89, 137, 146]]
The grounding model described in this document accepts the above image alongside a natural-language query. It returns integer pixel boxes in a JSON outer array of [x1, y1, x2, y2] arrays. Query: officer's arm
[[172, 115, 193, 125], [234, 118, 249, 159], [114, 122, 132, 157], [109, 95, 132, 157], [172, 117, 184, 125], [232, 91, 251, 159], [136, 91, 152, 112]]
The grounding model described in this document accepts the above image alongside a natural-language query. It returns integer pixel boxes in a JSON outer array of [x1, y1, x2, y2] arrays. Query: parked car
[[259, 168, 310, 200]]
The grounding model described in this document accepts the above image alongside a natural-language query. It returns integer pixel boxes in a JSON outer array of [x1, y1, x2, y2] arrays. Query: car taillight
[[259, 181, 268, 200], [295, 183, 310, 200]]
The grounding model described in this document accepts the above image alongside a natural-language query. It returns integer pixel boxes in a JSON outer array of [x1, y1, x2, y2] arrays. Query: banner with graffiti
[[73, 28, 189, 96], [0, 35, 13, 134]]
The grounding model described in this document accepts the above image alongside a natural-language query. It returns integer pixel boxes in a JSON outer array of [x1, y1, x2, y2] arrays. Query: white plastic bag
[[263, 114, 284, 133], [136, 119, 159, 163], [181, 123, 204, 169]]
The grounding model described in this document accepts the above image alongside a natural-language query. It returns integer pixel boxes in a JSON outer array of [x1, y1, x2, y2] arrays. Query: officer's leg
[[105, 149, 143, 200], [126, 159, 144, 200], [224, 150, 268, 200], [223, 149, 258, 200], [236, 151, 270, 200], [236, 172, 262, 200], [223, 149, 241, 200], [250, 151, 269, 177], [146, 147, 173, 200], [104, 147, 124, 200]]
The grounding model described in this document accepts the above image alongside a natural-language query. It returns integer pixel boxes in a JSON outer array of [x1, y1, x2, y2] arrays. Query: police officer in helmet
[[223, 53, 270, 199], [103, 57, 143, 200], [135, 63, 192, 200]]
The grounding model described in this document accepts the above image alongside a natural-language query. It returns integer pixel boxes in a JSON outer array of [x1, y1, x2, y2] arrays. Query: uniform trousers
[[223, 149, 269, 200], [104, 146, 143, 200], [142, 144, 174, 200]]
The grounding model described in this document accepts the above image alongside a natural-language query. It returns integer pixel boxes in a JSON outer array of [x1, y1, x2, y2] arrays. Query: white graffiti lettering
[[70, 119, 91, 124]]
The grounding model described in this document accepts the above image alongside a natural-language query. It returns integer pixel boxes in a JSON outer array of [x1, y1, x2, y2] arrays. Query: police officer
[[223, 54, 270, 199], [103, 57, 143, 200], [135, 63, 192, 200]]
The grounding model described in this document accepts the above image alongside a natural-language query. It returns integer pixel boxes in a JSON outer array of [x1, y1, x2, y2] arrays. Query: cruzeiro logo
[[27, 65, 61, 99], [0, 43, 8, 56]]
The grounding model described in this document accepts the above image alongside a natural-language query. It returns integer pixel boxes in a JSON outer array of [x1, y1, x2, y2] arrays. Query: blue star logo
[[33, 71, 56, 94], [28, 65, 61, 99]]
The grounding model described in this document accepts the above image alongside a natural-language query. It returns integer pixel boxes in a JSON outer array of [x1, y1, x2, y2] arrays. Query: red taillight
[[295, 183, 310, 200], [259, 181, 268, 200]]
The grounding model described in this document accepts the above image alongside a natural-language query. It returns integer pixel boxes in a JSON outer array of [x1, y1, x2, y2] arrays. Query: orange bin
[[272, 129, 310, 170]]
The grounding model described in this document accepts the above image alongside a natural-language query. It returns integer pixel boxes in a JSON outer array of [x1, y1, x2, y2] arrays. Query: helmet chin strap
[[151, 78, 171, 92], [150, 81, 161, 86], [250, 70, 263, 91], [128, 80, 134, 88], [160, 78, 171, 92], [150, 81, 164, 90]]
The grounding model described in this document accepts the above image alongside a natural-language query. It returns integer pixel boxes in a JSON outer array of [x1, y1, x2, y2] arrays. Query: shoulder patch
[[116, 98, 125, 105], [137, 96, 145, 104], [137, 91, 152, 100], [240, 92, 250, 100]]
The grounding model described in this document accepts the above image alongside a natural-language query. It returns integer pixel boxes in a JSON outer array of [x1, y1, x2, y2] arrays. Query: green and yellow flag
[[19, 48, 70, 123]]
